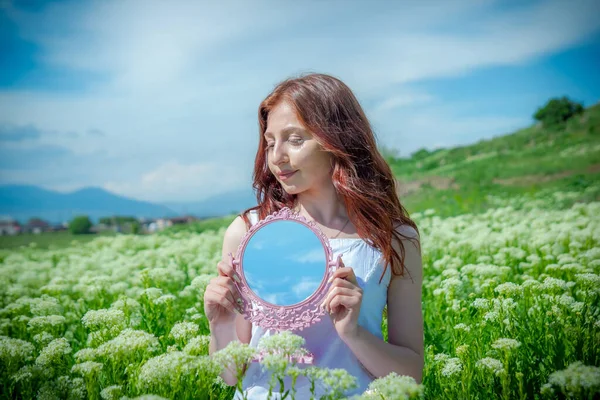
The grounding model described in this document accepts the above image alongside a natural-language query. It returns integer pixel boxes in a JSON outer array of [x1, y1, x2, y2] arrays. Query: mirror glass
[[242, 220, 327, 306]]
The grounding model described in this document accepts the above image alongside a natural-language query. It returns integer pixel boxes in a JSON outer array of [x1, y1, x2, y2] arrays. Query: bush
[[534, 96, 584, 128], [131, 221, 141, 235], [411, 148, 431, 160], [68, 215, 92, 234]]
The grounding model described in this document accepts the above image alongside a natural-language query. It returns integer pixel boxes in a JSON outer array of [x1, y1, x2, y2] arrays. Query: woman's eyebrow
[[264, 127, 305, 138]]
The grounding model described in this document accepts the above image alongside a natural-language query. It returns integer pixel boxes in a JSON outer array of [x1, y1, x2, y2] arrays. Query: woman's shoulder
[[392, 221, 420, 240]]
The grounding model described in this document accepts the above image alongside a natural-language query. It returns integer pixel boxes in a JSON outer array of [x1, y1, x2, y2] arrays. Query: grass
[[388, 103, 600, 186]]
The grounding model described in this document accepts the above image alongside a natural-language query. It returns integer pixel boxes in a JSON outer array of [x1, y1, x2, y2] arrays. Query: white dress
[[233, 209, 393, 399]]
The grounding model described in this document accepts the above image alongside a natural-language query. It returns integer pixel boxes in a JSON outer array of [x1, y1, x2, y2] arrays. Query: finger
[[328, 267, 358, 286], [217, 260, 232, 276], [213, 276, 243, 299], [217, 260, 241, 283], [327, 267, 350, 282], [321, 287, 356, 311], [329, 278, 359, 290], [329, 294, 361, 311], [210, 284, 238, 309], [204, 288, 239, 314]]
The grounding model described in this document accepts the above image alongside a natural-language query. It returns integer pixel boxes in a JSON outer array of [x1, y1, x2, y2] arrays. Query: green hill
[[389, 102, 600, 216]]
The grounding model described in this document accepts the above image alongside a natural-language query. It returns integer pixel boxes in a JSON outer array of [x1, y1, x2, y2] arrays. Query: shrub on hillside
[[534, 96, 584, 128]]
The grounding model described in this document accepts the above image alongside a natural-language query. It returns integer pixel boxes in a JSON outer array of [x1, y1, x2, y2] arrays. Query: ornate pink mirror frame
[[227, 206, 342, 334]]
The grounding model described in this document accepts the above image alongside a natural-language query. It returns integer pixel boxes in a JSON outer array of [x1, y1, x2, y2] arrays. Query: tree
[[99, 217, 113, 225], [69, 215, 92, 234], [534, 96, 584, 128], [411, 148, 431, 160], [131, 221, 141, 235], [99, 215, 137, 226]]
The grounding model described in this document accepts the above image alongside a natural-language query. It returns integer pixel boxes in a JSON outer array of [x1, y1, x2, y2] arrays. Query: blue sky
[[0, 0, 599, 203]]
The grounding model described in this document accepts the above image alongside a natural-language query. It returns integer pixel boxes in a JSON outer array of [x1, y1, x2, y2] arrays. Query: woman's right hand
[[204, 255, 244, 328]]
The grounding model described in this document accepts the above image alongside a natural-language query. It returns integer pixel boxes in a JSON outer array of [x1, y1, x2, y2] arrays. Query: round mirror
[[230, 207, 342, 333], [244, 220, 325, 306]]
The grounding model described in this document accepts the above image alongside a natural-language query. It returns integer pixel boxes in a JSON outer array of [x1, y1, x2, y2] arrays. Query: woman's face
[[264, 101, 333, 195]]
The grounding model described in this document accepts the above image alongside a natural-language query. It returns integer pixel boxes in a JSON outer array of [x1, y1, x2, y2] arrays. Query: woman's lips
[[278, 170, 297, 180]]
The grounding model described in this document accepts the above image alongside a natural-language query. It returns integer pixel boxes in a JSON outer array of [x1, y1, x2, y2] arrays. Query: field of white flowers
[[1, 189, 599, 400]]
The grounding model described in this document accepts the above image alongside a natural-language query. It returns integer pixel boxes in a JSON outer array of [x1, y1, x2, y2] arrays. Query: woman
[[204, 73, 424, 398]]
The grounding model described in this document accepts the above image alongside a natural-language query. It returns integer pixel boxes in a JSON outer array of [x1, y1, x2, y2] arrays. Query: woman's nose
[[272, 142, 288, 164]]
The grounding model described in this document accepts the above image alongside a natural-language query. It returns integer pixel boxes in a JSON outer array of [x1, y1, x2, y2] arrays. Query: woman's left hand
[[320, 256, 363, 341]]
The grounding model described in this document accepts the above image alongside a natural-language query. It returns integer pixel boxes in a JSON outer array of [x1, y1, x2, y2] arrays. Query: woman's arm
[[340, 225, 424, 383], [208, 216, 253, 386]]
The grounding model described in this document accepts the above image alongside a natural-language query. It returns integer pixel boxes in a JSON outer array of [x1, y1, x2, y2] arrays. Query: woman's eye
[[265, 138, 302, 149]]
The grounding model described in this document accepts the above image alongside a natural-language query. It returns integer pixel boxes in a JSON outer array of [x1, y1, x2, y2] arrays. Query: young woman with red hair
[[204, 73, 424, 399]]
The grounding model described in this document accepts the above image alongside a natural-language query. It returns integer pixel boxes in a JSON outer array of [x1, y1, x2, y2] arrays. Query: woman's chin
[[281, 184, 301, 194]]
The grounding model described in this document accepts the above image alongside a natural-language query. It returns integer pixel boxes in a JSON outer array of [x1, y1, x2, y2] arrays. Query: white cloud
[[103, 160, 247, 202], [289, 246, 326, 264], [0, 0, 598, 201], [374, 105, 529, 157], [371, 93, 436, 116]]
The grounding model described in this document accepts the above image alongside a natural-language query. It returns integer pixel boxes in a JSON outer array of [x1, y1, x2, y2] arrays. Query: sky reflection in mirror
[[243, 220, 326, 306]]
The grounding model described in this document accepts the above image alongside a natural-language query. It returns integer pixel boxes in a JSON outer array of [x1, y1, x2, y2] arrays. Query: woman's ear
[[329, 156, 336, 175]]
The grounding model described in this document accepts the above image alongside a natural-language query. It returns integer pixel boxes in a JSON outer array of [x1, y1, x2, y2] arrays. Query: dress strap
[[247, 209, 259, 226]]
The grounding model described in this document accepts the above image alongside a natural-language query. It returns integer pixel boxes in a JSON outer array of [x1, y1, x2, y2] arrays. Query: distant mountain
[[162, 188, 258, 219], [0, 185, 178, 224]]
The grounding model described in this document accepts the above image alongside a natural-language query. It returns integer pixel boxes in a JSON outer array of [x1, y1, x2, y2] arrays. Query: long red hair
[[239, 73, 420, 283]]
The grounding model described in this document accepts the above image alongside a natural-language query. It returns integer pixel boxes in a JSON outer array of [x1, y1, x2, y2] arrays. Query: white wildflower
[[484, 311, 499, 322], [29, 295, 63, 316], [169, 321, 199, 343], [456, 345, 469, 356], [183, 335, 210, 356], [110, 297, 141, 312], [33, 332, 55, 347], [74, 348, 97, 363], [471, 298, 490, 310], [190, 275, 212, 292], [257, 331, 307, 358], [0, 336, 36, 366], [141, 288, 163, 301], [27, 315, 66, 332], [521, 279, 541, 290], [571, 302, 585, 312], [35, 338, 72, 368], [440, 277, 463, 290], [212, 341, 257, 374], [100, 385, 122, 400], [71, 361, 103, 377], [491, 338, 521, 351], [547, 361, 600, 396], [260, 352, 289, 374], [441, 357, 463, 377], [95, 329, 160, 362], [137, 351, 220, 391], [501, 298, 518, 310], [540, 382, 555, 396], [318, 368, 358, 396], [541, 277, 569, 291], [575, 273, 600, 286], [494, 282, 523, 297], [433, 353, 450, 364], [153, 294, 176, 306], [476, 357, 505, 376], [82, 309, 126, 332]]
